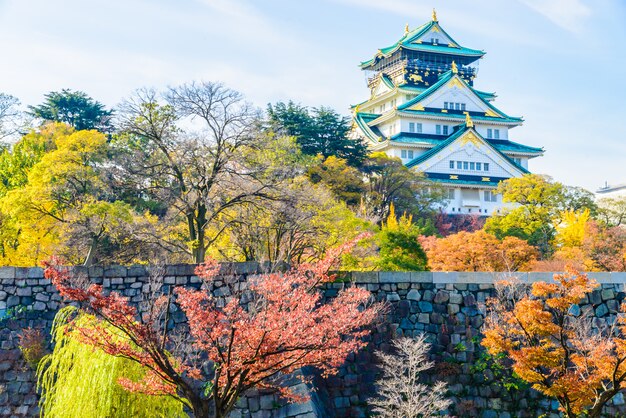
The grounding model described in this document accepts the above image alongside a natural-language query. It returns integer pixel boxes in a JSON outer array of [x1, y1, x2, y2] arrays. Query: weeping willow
[[37, 306, 186, 418]]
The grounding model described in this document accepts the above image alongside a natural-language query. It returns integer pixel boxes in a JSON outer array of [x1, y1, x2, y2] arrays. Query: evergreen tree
[[267, 101, 368, 166], [28, 89, 113, 132]]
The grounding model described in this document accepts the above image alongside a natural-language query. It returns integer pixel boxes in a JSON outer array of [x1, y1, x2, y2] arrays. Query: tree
[[210, 176, 374, 266], [485, 174, 566, 256], [38, 306, 185, 418], [361, 152, 445, 223], [369, 335, 451, 417], [267, 101, 368, 167], [597, 196, 626, 227], [420, 230, 537, 272], [0, 92, 23, 140], [28, 89, 113, 132], [554, 209, 590, 249], [44, 240, 384, 418], [0, 123, 156, 266], [115, 83, 285, 263], [376, 204, 429, 271], [307, 156, 365, 207], [483, 268, 626, 418], [582, 221, 626, 271]]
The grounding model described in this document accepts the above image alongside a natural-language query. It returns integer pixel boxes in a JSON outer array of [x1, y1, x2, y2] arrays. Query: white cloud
[[517, 0, 592, 32]]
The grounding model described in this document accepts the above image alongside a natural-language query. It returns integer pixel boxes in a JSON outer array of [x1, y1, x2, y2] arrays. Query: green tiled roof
[[405, 126, 530, 174], [380, 74, 395, 89], [397, 70, 519, 122], [398, 108, 523, 124], [360, 20, 485, 69], [354, 112, 383, 142], [427, 177, 500, 186], [390, 133, 542, 154]]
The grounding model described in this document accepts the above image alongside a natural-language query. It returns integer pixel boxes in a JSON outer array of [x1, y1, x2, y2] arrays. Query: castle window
[[444, 102, 449, 109], [436, 125, 441, 135], [463, 161, 468, 170], [401, 149, 407, 158], [448, 189, 455, 200], [408, 150, 414, 159], [487, 128, 493, 139], [476, 162, 482, 170], [494, 129, 500, 139], [409, 122, 415, 133], [455, 103, 460, 111], [415, 123, 422, 133], [456, 161, 462, 169], [461, 103, 466, 111], [484, 191, 498, 202], [443, 125, 449, 135], [470, 162, 475, 170], [484, 163, 490, 171], [449, 160, 454, 169]]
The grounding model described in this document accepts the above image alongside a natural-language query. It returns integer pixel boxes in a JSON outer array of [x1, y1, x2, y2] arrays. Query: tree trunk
[[193, 204, 208, 263], [189, 398, 212, 418], [83, 237, 98, 267]]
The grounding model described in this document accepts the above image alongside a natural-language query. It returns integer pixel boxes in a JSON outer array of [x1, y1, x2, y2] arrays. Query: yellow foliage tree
[[555, 209, 590, 248], [483, 268, 626, 417]]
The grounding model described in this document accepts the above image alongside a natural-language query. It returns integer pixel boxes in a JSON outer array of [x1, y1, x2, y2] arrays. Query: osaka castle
[[352, 10, 543, 216]]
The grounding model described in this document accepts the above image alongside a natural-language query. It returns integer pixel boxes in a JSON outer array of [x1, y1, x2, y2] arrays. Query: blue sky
[[0, 0, 624, 191]]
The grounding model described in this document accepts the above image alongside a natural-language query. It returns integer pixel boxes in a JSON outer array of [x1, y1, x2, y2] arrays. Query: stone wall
[[2, 266, 626, 417]]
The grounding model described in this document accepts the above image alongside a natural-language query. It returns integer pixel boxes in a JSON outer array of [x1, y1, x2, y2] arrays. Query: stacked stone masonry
[[2, 265, 626, 417]]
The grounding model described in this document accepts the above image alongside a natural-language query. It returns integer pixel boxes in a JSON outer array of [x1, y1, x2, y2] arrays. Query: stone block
[[449, 292, 463, 304], [165, 264, 196, 276], [418, 301, 433, 313], [26, 268, 43, 279], [596, 303, 608, 317], [259, 395, 274, 410], [410, 271, 433, 283], [334, 396, 350, 409], [407, 289, 421, 301], [386, 292, 400, 302], [379, 271, 411, 283], [528, 272, 558, 282], [588, 272, 613, 284], [601, 288, 615, 301], [434, 290, 449, 303], [16, 287, 32, 297], [88, 266, 104, 277], [351, 271, 378, 283], [0, 267, 15, 280], [104, 265, 127, 278]]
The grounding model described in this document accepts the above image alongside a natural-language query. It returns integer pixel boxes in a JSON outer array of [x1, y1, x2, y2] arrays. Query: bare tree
[[115, 82, 286, 263], [0, 93, 23, 141], [370, 335, 451, 418]]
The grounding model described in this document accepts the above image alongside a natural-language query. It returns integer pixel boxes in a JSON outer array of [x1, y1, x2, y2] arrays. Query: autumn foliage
[[483, 267, 626, 417], [43, 238, 383, 418], [420, 230, 538, 272]]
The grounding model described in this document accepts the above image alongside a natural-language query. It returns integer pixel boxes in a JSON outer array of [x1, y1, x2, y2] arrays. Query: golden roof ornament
[[405, 23, 410, 35], [432, 8, 437, 22], [464, 112, 474, 128], [451, 61, 458, 74]]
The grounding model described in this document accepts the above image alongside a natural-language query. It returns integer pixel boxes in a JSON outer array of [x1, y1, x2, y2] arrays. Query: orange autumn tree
[[420, 230, 537, 272], [483, 267, 626, 418], [43, 239, 384, 418]]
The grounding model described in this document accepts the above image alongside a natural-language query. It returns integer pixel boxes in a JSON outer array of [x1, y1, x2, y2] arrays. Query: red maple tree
[[44, 239, 383, 418]]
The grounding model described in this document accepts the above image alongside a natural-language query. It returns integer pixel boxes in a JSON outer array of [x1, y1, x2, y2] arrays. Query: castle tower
[[352, 10, 544, 216]]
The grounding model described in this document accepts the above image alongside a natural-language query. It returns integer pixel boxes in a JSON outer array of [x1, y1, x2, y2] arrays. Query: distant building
[[596, 182, 626, 199], [351, 10, 543, 216]]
